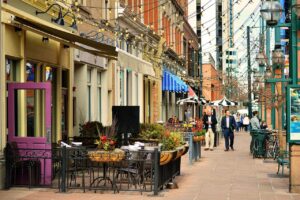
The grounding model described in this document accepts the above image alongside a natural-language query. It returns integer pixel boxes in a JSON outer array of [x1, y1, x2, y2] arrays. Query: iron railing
[[4, 143, 184, 195]]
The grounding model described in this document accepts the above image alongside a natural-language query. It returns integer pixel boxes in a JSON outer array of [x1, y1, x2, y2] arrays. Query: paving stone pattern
[[1, 132, 300, 200]]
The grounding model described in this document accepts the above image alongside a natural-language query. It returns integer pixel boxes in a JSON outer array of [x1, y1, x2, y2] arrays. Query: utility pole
[[247, 26, 252, 118]]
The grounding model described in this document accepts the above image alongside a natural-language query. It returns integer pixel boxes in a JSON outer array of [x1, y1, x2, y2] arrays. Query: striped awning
[[162, 70, 188, 93]]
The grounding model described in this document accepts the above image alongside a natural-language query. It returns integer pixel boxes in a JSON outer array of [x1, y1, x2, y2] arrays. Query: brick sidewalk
[[1, 132, 300, 200]]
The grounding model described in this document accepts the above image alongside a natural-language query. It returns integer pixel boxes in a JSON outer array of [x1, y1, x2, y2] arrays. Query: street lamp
[[272, 48, 285, 67], [36, 3, 65, 26], [265, 66, 273, 79], [292, 4, 300, 18], [260, 0, 284, 27], [256, 52, 266, 66]]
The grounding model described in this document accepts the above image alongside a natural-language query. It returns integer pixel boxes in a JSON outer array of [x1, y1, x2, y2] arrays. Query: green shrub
[[140, 123, 164, 140], [161, 132, 184, 151], [195, 130, 206, 136]]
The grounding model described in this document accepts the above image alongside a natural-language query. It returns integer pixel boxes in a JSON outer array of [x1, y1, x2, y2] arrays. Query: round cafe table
[[87, 149, 125, 193]]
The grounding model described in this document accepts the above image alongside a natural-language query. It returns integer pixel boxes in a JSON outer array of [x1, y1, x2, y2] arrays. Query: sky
[[199, 0, 264, 83]]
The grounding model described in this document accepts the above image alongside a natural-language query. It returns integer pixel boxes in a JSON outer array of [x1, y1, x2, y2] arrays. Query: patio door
[[7, 82, 52, 185]]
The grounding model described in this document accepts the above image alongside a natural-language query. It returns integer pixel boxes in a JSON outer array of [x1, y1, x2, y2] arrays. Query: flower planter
[[193, 136, 205, 142], [175, 146, 185, 159], [88, 149, 125, 162], [182, 144, 189, 156], [160, 150, 177, 165]]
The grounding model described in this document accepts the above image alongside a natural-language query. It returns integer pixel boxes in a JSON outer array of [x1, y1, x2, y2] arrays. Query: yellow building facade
[[0, 0, 117, 188]]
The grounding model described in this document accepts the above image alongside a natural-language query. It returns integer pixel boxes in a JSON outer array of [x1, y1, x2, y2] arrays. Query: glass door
[[7, 82, 52, 185]]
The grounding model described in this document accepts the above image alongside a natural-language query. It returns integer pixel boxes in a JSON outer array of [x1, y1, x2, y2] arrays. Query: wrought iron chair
[[114, 150, 153, 193], [277, 150, 289, 175]]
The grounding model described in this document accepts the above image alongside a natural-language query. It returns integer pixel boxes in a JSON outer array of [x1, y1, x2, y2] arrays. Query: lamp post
[[272, 48, 285, 67], [247, 26, 252, 117], [260, 0, 283, 27], [256, 52, 266, 66], [260, 0, 300, 193]]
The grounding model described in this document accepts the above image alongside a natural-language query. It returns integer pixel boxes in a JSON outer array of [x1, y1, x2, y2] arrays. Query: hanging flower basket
[[193, 136, 202, 142], [88, 149, 125, 162]]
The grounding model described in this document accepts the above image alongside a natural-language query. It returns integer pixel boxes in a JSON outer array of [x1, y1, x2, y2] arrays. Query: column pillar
[[0, 1, 6, 188]]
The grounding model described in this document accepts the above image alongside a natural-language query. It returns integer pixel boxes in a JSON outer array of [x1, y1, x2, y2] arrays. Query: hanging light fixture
[[260, 0, 283, 26], [36, 3, 65, 26], [265, 66, 273, 79], [292, 3, 300, 18], [272, 48, 285, 67], [255, 52, 266, 66]]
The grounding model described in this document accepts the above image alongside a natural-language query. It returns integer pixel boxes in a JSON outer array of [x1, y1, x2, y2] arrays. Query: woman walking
[[235, 113, 241, 132]]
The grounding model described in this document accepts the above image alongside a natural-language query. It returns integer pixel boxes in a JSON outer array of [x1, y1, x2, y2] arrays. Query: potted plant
[[160, 132, 186, 165], [193, 130, 206, 141]]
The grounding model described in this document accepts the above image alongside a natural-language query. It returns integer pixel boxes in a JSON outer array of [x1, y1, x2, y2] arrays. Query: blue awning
[[162, 70, 188, 93]]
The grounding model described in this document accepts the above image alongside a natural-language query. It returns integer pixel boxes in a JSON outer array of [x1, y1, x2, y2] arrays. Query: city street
[[1, 0, 300, 199], [1, 132, 299, 200]]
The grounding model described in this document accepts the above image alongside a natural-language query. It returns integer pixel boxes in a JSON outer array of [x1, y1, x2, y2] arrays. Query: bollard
[[199, 140, 202, 158], [189, 133, 193, 165]]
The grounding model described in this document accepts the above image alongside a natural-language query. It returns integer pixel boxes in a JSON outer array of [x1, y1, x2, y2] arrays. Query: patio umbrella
[[209, 96, 238, 107], [176, 96, 208, 105]]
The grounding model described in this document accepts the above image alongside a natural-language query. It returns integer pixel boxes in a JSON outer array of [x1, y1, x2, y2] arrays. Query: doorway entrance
[[7, 82, 52, 185]]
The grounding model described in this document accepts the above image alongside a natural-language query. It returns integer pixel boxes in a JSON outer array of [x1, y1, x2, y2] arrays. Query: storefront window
[[6, 59, 17, 81], [97, 72, 102, 122], [136, 73, 138, 105], [126, 70, 130, 105], [120, 70, 124, 105], [6, 58, 17, 130], [45, 66, 53, 82], [87, 68, 92, 121], [14, 89, 45, 137], [26, 62, 36, 82]]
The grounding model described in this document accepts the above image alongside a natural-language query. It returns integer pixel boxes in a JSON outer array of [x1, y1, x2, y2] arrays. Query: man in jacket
[[221, 110, 236, 151], [250, 111, 260, 130], [203, 110, 218, 151]]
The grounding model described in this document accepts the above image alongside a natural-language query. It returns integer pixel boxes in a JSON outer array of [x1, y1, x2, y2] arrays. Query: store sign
[[287, 85, 300, 143]]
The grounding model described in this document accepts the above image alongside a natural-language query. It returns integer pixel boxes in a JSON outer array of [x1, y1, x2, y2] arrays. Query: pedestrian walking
[[250, 111, 260, 130], [242, 115, 250, 132], [221, 110, 236, 151], [240, 114, 244, 131], [203, 110, 217, 151], [235, 113, 241, 132]]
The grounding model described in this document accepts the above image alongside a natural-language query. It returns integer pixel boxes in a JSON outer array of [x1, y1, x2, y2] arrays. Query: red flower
[[109, 140, 116, 146], [100, 136, 107, 142]]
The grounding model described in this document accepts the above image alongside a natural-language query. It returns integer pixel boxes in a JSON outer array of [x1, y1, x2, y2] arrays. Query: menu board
[[290, 87, 300, 141]]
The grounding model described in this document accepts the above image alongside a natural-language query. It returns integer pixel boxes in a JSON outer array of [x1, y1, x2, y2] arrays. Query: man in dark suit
[[221, 110, 236, 151], [203, 110, 218, 151]]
